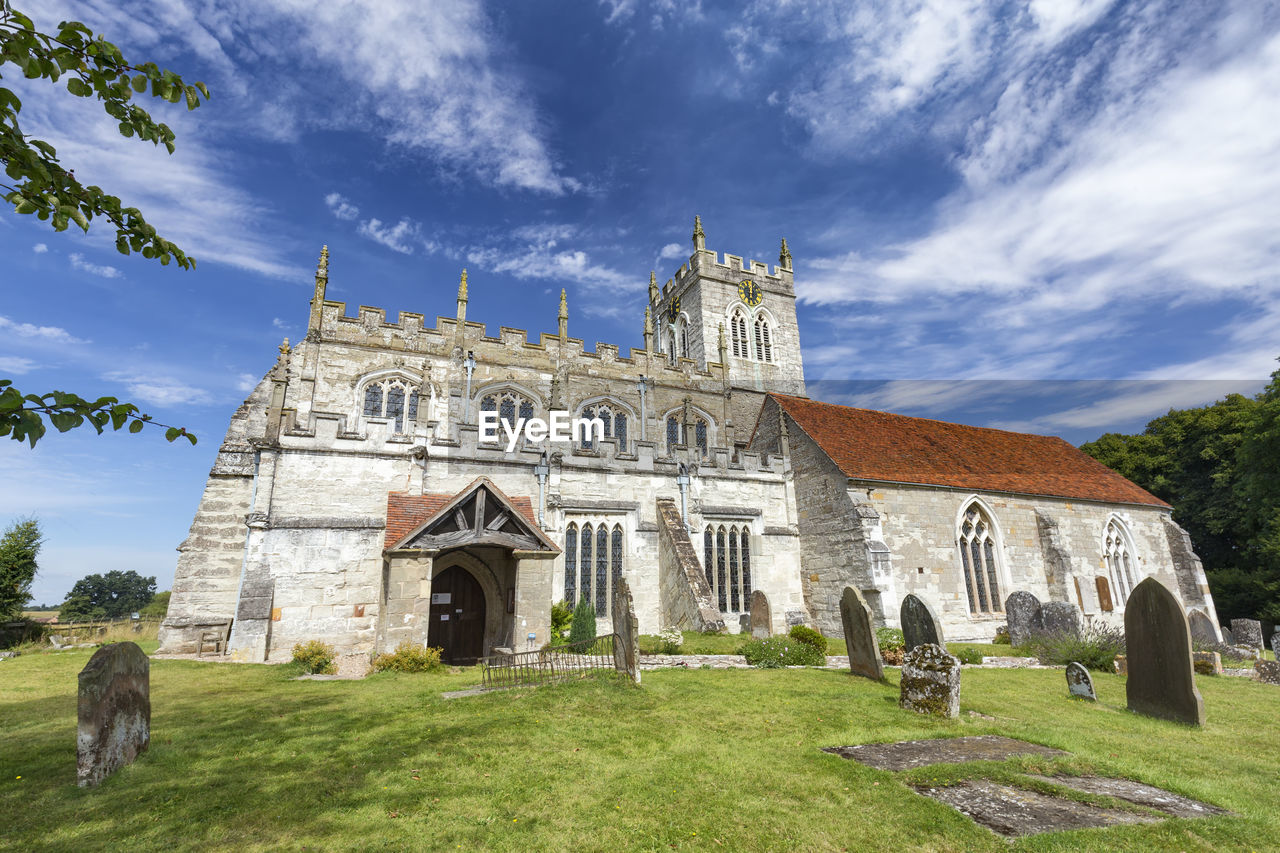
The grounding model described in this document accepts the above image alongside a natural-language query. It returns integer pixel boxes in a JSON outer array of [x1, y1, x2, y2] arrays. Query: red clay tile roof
[[385, 490, 538, 549], [769, 393, 1168, 508]]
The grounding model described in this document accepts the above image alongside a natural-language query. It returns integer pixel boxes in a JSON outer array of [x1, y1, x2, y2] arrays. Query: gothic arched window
[[564, 523, 578, 604], [730, 309, 749, 358], [361, 377, 420, 433], [564, 516, 627, 618], [754, 316, 773, 363], [957, 502, 1004, 614], [1103, 518, 1139, 605], [666, 415, 681, 452], [703, 522, 753, 614], [478, 389, 535, 440], [579, 402, 629, 451], [579, 522, 593, 605], [694, 417, 708, 457]]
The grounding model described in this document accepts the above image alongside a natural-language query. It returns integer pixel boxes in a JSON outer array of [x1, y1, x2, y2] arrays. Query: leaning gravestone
[[749, 590, 771, 639], [77, 642, 150, 787], [1230, 618, 1263, 651], [611, 577, 640, 684], [1065, 662, 1096, 701], [1041, 602, 1083, 639], [900, 594, 945, 653], [899, 643, 960, 718], [1187, 610, 1218, 647], [1125, 577, 1204, 726], [1004, 591, 1043, 647], [1220, 625, 1234, 644], [839, 587, 883, 681]]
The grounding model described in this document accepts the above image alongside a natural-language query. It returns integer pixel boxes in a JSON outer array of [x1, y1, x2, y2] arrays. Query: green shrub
[[549, 600, 574, 647], [993, 625, 1011, 645], [788, 625, 827, 654], [740, 635, 826, 668], [954, 646, 984, 665], [291, 640, 336, 674], [657, 626, 683, 654], [875, 627, 904, 652], [1029, 625, 1126, 671], [567, 596, 596, 645], [372, 642, 443, 673]]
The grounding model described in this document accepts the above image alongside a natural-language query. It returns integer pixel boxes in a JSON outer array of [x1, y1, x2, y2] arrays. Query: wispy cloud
[[69, 252, 123, 280], [358, 217, 421, 255], [236, 372, 259, 392], [0, 316, 90, 345], [0, 356, 37, 374], [657, 242, 684, 261], [324, 192, 360, 221], [103, 371, 214, 407], [32, 243, 47, 254]]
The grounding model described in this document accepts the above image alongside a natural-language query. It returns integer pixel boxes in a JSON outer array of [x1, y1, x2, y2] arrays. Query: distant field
[[2, 642, 1277, 851]]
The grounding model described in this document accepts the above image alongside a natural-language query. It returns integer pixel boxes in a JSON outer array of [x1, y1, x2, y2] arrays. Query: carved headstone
[[1255, 659, 1280, 686], [1272, 633, 1280, 657], [749, 590, 772, 639], [1041, 602, 1082, 638], [1193, 651, 1222, 675], [1065, 662, 1096, 701], [1187, 610, 1218, 647], [1230, 618, 1263, 651], [900, 594, 944, 653], [1004, 591, 1043, 647], [611, 577, 640, 684], [839, 587, 883, 681], [785, 610, 807, 628], [77, 642, 150, 787], [898, 643, 960, 718], [1124, 577, 1204, 726], [1220, 625, 1234, 644]]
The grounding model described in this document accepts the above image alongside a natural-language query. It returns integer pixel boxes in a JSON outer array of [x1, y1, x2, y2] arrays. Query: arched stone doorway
[[427, 565, 486, 664]]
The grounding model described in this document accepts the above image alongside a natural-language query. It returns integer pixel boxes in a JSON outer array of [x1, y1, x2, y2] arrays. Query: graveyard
[[2, 634, 1279, 851]]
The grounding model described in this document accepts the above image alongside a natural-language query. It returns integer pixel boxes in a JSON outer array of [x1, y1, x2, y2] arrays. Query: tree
[[139, 589, 170, 618], [59, 569, 156, 622], [1, 3, 205, 446], [567, 595, 597, 645], [1081, 365, 1280, 623], [0, 517, 41, 619]]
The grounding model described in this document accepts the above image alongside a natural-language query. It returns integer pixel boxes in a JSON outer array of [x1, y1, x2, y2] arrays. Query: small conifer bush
[[372, 642, 443, 672], [291, 640, 336, 674], [549, 600, 574, 646], [788, 625, 827, 654], [567, 596, 597, 645]]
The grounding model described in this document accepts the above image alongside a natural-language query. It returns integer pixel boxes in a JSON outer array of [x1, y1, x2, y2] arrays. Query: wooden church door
[[427, 565, 486, 665]]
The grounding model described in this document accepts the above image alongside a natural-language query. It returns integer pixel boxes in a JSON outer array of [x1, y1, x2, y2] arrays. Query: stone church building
[[158, 219, 1220, 662]]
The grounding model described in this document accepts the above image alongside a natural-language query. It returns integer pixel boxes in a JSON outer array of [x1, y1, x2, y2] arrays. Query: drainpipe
[[676, 463, 692, 534], [462, 350, 477, 422], [534, 450, 549, 528], [636, 374, 650, 441], [226, 448, 262, 655]]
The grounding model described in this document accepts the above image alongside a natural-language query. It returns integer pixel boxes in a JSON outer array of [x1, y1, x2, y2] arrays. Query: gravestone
[[749, 590, 771, 639], [1041, 602, 1082, 638], [785, 610, 807, 628], [1220, 625, 1234, 644], [900, 594, 945, 653], [611, 577, 640, 684], [1192, 651, 1222, 675], [839, 587, 883, 681], [1065, 662, 1096, 701], [1124, 577, 1204, 726], [77, 642, 150, 787], [1004, 591, 1043, 647], [1187, 610, 1218, 647], [1255, 660, 1280, 686], [1230, 618, 1263, 651], [1272, 632, 1279, 657], [899, 643, 960, 718]]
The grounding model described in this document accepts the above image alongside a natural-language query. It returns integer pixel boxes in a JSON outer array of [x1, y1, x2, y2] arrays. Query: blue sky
[[3, 0, 1278, 604]]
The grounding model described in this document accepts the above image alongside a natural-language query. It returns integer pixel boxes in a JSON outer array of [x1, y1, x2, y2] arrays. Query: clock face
[[667, 297, 681, 322], [738, 280, 763, 307]]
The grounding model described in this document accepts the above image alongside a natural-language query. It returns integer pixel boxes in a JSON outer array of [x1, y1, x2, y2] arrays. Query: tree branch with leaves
[[0, 3, 209, 446]]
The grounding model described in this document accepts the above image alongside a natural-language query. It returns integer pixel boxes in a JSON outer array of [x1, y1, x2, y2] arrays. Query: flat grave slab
[[822, 735, 1068, 771], [914, 780, 1160, 837], [1027, 775, 1228, 819]]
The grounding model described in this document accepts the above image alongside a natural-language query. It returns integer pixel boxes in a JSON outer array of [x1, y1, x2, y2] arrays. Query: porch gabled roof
[[384, 477, 558, 553]]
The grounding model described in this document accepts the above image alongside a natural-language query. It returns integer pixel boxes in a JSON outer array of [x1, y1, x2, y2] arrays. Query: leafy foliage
[[0, 517, 41, 619], [656, 626, 682, 654], [291, 640, 336, 675], [548, 599, 573, 647], [739, 635, 826, 668], [1081, 363, 1280, 623], [787, 624, 827, 654], [58, 569, 155, 622], [567, 596, 596, 645], [1027, 624, 1126, 671], [874, 627, 904, 652], [139, 590, 169, 618], [0, 380, 196, 447], [373, 642, 443, 673], [953, 646, 984, 665], [993, 625, 1011, 644]]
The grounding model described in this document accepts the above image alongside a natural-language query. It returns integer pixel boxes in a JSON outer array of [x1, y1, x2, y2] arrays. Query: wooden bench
[[197, 621, 232, 657]]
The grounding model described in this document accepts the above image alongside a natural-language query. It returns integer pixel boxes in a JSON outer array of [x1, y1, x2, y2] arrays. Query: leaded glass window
[[361, 378, 420, 433], [703, 523, 753, 614], [694, 418, 708, 457], [580, 523, 593, 605], [595, 525, 609, 616], [957, 503, 1003, 614], [728, 531, 740, 612], [564, 523, 578, 604], [611, 525, 623, 603], [477, 390, 535, 442], [740, 530, 751, 611], [715, 527, 727, 611], [1103, 518, 1138, 605], [578, 402, 630, 452], [703, 528, 714, 590], [666, 416, 680, 452]]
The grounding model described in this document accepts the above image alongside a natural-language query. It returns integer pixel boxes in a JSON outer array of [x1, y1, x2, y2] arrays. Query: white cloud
[[0, 356, 37, 374], [271, 317, 291, 331], [236, 372, 258, 392], [0, 316, 90, 345], [103, 372, 214, 407], [32, 243, 48, 254], [657, 242, 684, 261], [324, 192, 360, 221], [69, 253, 124, 280], [989, 380, 1264, 434], [358, 217, 421, 255]]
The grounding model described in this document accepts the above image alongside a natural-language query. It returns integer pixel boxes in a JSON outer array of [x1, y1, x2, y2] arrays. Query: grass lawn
[[2, 643, 1277, 851], [639, 631, 1017, 660]]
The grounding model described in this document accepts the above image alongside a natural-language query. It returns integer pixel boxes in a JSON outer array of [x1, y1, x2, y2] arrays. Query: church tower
[[650, 217, 806, 396]]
